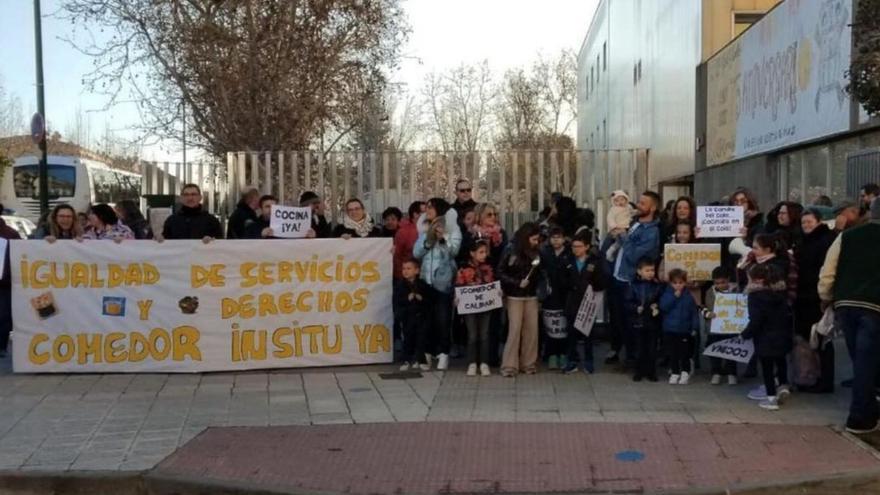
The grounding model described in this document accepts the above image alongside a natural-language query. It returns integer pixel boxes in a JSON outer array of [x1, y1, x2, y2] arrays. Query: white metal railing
[[140, 160, 229, 215], [223, 150, 648, 231]]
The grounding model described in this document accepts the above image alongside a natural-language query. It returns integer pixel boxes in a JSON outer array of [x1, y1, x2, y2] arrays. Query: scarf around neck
[[343, 213, 374, 237]]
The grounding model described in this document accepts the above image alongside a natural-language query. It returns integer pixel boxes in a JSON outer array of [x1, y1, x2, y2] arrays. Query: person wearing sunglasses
[[452, 179, 477, 222]]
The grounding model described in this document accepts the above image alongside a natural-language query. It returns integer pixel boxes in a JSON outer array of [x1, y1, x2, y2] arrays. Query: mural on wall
[[706, 0, 852, 166]]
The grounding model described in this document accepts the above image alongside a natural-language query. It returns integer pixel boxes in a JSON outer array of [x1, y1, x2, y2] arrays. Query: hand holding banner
[[269, 205, 312, 238]]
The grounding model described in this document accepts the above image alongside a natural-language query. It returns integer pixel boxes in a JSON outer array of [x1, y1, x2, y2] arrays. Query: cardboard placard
[[269, 205, 312, 239], [573, 286, 601, 337], [703, 336, 754, 364], [455, 281, 502, 315], [709, 293, 749, 334], [697, 206, 744, 238], [542, 309, 568, 339], [663, 244, 721, 281]]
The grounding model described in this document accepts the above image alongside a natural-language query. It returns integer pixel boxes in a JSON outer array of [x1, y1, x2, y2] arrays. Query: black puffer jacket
[[163, 205, 223, 240], [741, 282, 792, 358], [497, 250, 545, 298], [227, 201, 258, 239]]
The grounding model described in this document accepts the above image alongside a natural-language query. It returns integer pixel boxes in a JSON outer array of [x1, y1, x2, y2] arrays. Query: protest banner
[[703, 336, 754, 364], [542, 309, 568, 339], [455, 282, 502, 315], [664, 244, 721, 281], [573, 286, 601, 336], [269, 205, 312, 238], [10, 239, 393, 373], [710, 293, 749, 334], [696, 206, 744, 238]]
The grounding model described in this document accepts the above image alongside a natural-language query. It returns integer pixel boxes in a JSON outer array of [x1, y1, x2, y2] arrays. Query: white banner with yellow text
[[11, 239, 393, 373]]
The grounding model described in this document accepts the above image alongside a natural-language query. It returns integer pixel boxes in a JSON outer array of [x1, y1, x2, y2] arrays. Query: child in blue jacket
[[659, 268, 701, 385]]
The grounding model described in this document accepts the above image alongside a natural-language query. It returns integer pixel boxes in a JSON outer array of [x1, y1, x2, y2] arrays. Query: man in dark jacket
[[0, 210, 21, 357], [244, 195, 276, 239], [226, 188, 260, 239], [451, 179, 477, 221], [606, 191, 661, 366], [160, 184, 223, 241], [819, 197, 880, 434], [300, 191, 332, 238]]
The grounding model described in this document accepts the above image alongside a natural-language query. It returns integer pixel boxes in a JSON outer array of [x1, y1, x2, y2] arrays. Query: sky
[[0, 0, 598, 161]]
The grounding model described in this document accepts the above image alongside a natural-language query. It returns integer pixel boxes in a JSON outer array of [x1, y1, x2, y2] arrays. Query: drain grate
[[378, 371, 423, 380]]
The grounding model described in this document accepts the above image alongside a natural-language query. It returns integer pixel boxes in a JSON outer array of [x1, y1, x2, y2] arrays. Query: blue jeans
[[839, 307, 880, 426]]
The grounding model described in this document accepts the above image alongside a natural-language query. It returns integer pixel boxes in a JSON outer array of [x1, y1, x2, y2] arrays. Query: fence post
[[264, 151, 273, 195], [329, 152, 338, 224], [278, 152, 285, 204]]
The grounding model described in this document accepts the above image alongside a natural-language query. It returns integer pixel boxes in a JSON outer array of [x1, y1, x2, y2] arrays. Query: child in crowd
[[396, 259, 431, 371], [674, 221, 696, 244], [540, 227, 573, 370], [605, 190, 634, 262], [562, 231, 608, 374], [455, 241, 495, 377], [624, 257, 664, 382], [702, 266, 739, 385], [741, 263, 792, 410], [659, 269, 701, 385]]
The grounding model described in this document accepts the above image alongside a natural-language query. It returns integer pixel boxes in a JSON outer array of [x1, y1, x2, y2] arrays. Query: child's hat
[[611, 190, 629, 201]]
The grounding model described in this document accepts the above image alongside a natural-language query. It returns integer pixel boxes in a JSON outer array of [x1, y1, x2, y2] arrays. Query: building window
[[591, 66, 594, 90], [596, 55, 600, 82], [733, 12, 764, 37], [633, 59, 642, 86], [603, 42, 607, 71]]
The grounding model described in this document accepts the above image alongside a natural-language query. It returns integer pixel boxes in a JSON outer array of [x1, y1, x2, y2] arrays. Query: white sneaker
[[466, 363, 477, 376], [669, 374, 680, 385], [399, 362, 412, 371], [419, 362, 431, 371], [727, 375, 738, 386], [759, 396, 780, 411], [480, 364, 491, 377], [710, 374, 722, 385], [777, 385, 791, 404], [678, 371, 690, 385], [747, 385, 768, 401], [437, 353, 449, 371]]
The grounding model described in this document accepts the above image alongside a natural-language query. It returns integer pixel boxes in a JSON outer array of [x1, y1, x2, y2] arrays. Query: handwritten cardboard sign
[[269, 205, 312, 238], [455, 282, 503, 315], [542, 309, 568, 339], [573, 286, 601, 336], [710, 293, 749, 334], [664, 244, 721, 281], [697, 206, 744, 238], [703, 336, 754, 364]]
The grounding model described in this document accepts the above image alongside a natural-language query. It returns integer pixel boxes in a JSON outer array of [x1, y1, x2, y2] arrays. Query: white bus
[[0, 155, 142, 222]]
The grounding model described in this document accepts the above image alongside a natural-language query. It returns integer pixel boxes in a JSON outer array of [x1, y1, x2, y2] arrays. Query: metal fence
[[140, 160, 229, 215], [224, 150, 648, 232]]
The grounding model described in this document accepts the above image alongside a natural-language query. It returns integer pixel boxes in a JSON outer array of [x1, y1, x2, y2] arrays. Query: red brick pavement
[[154, 422, 880, 494]]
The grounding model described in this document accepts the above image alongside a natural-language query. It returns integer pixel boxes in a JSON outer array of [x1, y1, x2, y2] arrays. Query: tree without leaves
[[423, 61, 496, 152], [847, 0, 880, 115], [0, 76, 24, 138], [60, 0, 408, 157]]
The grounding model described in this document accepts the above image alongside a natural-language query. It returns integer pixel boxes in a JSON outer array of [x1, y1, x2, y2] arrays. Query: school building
[[695, 0, 880, 208], [577, 0, 780, 206]]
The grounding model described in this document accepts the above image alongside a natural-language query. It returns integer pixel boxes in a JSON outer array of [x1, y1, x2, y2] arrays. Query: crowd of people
[[0, 179, 879, 434]]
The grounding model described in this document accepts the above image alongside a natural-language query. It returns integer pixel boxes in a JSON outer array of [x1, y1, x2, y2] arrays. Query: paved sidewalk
[[0, 345, 853, 473], [155, 422, 880, 494]]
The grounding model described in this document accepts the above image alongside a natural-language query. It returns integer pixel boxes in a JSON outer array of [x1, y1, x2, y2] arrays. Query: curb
[[4, 468, 880, 495]]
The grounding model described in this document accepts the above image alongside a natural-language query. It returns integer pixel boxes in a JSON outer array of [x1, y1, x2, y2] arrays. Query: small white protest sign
[[710, 293, 749, 334], [455, 281, 503, 315], [703, 336, 754, 364], [269, 205, 312, 238], [573, 286, 601, 337], [697, 206, 744, 238], [542, 309, 568, 339]]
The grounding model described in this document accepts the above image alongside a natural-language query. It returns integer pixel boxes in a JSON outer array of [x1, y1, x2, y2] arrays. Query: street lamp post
[[33, 0, 49, 216]]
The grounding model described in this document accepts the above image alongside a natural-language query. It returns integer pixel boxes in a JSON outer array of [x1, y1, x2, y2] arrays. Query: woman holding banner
[[33, 204, 83, 241], [84, 204, 135, 241], [334, 199, 382, 239]]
